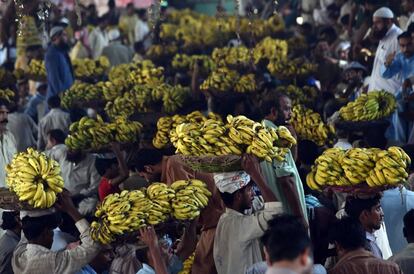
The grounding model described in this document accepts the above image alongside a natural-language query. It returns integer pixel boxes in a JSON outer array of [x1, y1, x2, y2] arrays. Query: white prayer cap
[[20, 208, 56, 219], [373, 7, 394, 19], [214, 171, 250, 194]]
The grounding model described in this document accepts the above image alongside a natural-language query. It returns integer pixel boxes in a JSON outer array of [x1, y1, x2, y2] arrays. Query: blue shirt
[[24, 92, 45, 122], [44, 44, 74, 100], [75, 264, 96, 274], [381, 187, 414, 254], [381, 52, 414, 81]]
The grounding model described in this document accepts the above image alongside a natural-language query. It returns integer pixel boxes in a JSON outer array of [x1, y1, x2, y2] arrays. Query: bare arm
[[279, 175, 305, 222], [139, 227, 169, 274]]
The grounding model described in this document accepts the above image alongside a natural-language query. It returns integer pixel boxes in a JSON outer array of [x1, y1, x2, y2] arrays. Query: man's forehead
[[0, 105, 9, 112]]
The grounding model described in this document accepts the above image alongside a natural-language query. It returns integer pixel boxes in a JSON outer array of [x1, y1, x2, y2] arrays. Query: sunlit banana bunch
[[61, 81, 104, 109], [200, 67, 240, 92], [211, 46, 251, 68], [234, 74, 257, 93], [0, 88, 15, 102], [171, 179, 212, 220], [341, 148, 379, 185], [253, 37, 288, 64], [162, 85, 190, 113], [178, 253, 195, 274], [367, 146, 411, 187], [146, 183, 176, 225], [108, 63, 133, 89], [91, 190, 151, 244], [160, 23, 178, 40], [339, 90, 396, 121], [65, 115, 142, 150], [72, 56, 110, 79], [127, 63, 164, 86], [101, 81, 124, 101], [268, 58, 317, 80], [275, 85, 318, 105], [26, 59, 46, 78], [6, 148, 64, 209], [290, 105, 335, 146], [172, 54, 215, 73]]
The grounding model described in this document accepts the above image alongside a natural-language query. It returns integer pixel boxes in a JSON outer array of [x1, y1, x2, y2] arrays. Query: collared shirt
[[369, 24, 402, 94], [7, 112, 37, 152], [46, 144, 101, 196], [381, 187, 414, 253], [388, 243, 414, 274], [366, 232, 383, 259], [259, 120, 308, 221], [24, 92, 46, 122], [0, 230, 20, 274], [37, 108, 71, 151], [328, 248, 401, 274], [213, 202, 283, 274], [0, 131, 17, 188], [12, 219, 101, 274], [381, 52, 414, 81], [136, 263, 155, 274]]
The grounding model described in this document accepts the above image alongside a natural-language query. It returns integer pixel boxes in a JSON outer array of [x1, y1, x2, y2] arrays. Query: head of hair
[[319, 26, 338, 45], [1, 211, 19, 230], [344, 195, 381, 220], [261, 214, 310, 263], [260, 92, 289, 119], [329, 217, 366, 251], [136, 246, 150, 265], [95, 157, 118, 176], [297, 140, 320, 165], [398, 31, 412, 41], [219, 183, 251, 207], [22, 213, 61, 240], [47, 129, 66, 144], [0, 98, 10, 109], [47, 95, 61, 109], [404, 209, 414, 237], [129, 148, 164, 172], [408, 23, 414, 35]]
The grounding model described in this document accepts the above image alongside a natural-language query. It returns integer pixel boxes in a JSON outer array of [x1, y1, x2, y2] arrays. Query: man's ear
[[298, 247, 311, 267]]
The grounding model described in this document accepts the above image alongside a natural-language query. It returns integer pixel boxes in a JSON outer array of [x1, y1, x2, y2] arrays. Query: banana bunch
[[171, 179, 212, 220], [6, 148, 64, 209], [146, 44, 178, 61], [171, 54, 215, 72], [290, 105, 335, 146], [253, 37, 288, 64], [160, 23, 178, 40], [65, 115, 142, 150], [0, 88, 15, 102], [268, 58, 317, 80], [367, 146, 411, 187], [178, 253, 195, 274], [339, 91, 397, 121], [61, 81, 104, 109], [162, 85, 190, 113], [211, 46, 251, 68], [72, 56, 110, 79], [26, 59, 46, 78], [200, 67, 240, 92], [275, 85, 319, 105], [91, 190, 151, 244], [146, 183, 176, 225], [306, 147, 411, 191], [234, 74, 257, 93], [101, 81, 124, 101], [171, 115, 296, 162]]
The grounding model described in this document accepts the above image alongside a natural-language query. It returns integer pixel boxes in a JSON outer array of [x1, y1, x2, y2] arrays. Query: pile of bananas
[[6, 148, 64, 209], [153, 111, 222, 149], [268, 58, 317, 80], [61, 81, 105, 109], [200, 68, 257, 93], [171, 115, 296, 162], [146, 183, 176, 225], [171, 179, 212, 220], [178, 253, 195, 274], [0, 88, 15, 102], [253, 37, 288, 64], [234, 74, 257, 93], [211, 46, 251, 68], [306, 147, 411, 191], [275, 85, 319, 105], [91, 190, 150, 244], [72, 56, 110, 79], [146, 44, 178, 61], [171, 54, 215, 73], [339, 91, 396, 121], [26, 59, 46, 79], [290, 105, 335, 146], [65, 115, 142, 150]]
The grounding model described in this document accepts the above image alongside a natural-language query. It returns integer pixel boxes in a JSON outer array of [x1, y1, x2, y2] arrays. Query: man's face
[[0, 105, 9, 129], [345, 69, 363, 84], [139, 165, 161, 182], [372, 17, 389, 40], [239, 185, 254, 211], [276, 96, 292, 125], [403, 0, 414, 12], [18, 82, 29, 96], [46, 135, 56, 150], [399, 37, 414, 58], [55, 31, 69, 49], [363, 203, 384, 231]]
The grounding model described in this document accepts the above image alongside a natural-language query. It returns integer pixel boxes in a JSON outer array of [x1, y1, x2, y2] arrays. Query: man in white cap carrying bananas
[[213, 155, 283, 274]]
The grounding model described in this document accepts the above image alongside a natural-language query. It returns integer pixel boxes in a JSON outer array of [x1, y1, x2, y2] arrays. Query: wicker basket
[[324, 183, 402, 195], [0, 188, 33, 211], [179, 154, 242, 173]]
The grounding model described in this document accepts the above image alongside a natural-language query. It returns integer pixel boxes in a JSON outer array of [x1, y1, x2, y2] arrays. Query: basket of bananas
[[5, 148, 64, 209], [172, 115, 296, 172], [72, 56, 110, 83], [306, 147, 411, 194]]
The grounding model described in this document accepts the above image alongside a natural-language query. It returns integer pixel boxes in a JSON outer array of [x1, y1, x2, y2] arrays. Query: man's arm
[[37, 119, 45, 151], [139, 227, 168, 274], [381, 52, 402, 79], [278, 175, 305, 220], [108, 143, 129, 187]]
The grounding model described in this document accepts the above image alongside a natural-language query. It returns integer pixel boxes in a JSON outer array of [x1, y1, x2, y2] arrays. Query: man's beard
[[0, 119, 8, 124], [372, 27, 388, 40]]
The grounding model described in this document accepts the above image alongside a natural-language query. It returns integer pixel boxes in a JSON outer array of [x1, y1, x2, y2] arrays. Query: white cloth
[[368, 24, 403, 94], [375, 224, 393, 259], [333, 139, 352, 150], [214, 171, 250, 194], [51, 228, 77, 251], [7, 112, 37, 152], [373, 7, 394, 19], [134, 19, 149, 43], [0, 131, 17, 188], [388, 243, 414, 274], [12, 219, 101, 274], [405, 13, 414, 31], [214, 202, 283, 274], [136, 264, 155, 274], [37, 108, 71, 151], [88, 27, 109, 59]]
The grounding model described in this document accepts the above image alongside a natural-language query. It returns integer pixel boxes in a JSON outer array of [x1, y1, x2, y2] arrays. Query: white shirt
[[134, 19, 149, 43], [388, 243, 414, 274], [88, 27, 109, 59], [37, 108, 71, 151], [136, 264, 155, 274], [214, 202, 283, 274], [0, 131, 17, 188], [12, 219, 100, 274], [7, 112, 37, 152], [333, 138, 352, 150], [368, 24, 402, 94], [51, 228, 77, 251]]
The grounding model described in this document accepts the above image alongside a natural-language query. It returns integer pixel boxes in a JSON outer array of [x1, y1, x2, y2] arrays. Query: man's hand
[[241, 154, 261, 178], [385, 51, 396, 67], [139, 226, 158, 248], [55, 189, 83, 222]]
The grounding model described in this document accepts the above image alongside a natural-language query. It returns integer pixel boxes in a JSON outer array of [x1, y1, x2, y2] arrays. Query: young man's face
[[239, 185, 254, 211], [362, 202, 384, 232], [0, 105, 9, 130], [399, 37, 414, 58]]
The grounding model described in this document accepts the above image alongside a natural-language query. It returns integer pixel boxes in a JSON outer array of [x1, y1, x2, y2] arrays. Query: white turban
[[20, 208, 56, 219], [214, 171, 251, 194], [373, 7, 394, 19]]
